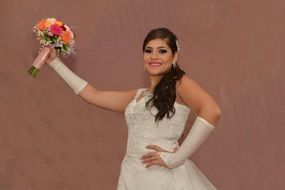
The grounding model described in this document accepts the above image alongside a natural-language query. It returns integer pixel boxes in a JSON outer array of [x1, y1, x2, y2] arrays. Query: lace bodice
[[124, 88, 191, 156]]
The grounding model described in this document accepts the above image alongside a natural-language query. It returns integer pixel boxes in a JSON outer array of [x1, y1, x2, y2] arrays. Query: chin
[[145, 64, 169, 75], [147, 70, 165, 76]]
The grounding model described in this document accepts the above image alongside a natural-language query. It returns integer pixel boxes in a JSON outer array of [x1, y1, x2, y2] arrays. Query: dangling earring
[[172, 62, 177, 69]]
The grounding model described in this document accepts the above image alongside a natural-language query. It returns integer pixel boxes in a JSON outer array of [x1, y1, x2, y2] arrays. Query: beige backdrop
[[0, 0, 284, 189]]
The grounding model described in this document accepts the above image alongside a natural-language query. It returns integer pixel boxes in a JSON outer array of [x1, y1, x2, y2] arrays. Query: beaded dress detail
[[117, 88, 217, 190]]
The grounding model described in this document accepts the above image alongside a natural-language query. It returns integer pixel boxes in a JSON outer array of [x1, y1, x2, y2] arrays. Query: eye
[[144, 49, 152, 53], [159, 49, 168, 54]]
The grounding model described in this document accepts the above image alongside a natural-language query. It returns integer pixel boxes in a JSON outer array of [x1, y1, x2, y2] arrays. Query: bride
[[43, 27, 221, 189]]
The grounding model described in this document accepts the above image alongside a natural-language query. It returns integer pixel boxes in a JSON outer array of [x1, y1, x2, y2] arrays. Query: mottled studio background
[[0, 0, 284, 189]]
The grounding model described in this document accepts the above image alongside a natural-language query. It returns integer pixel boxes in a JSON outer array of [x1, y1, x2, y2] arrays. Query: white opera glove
[[48, 57, 88, 95], [159, 116, 215, 168]]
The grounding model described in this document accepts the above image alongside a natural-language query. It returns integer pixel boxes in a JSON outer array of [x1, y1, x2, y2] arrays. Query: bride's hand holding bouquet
[[39, 47, 57, 64]]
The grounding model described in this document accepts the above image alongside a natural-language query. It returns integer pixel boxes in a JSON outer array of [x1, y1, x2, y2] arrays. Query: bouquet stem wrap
[[27, 47, 51, 77]]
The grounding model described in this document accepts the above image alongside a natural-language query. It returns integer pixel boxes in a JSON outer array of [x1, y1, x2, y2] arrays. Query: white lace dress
[[117, 88, 217, 190]]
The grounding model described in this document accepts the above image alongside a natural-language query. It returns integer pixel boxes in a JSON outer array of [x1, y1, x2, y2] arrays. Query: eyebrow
[[145, 46, 168, 49]]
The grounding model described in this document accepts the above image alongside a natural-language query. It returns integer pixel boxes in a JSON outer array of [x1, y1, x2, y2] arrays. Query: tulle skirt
[[117, 155, 217, 190]]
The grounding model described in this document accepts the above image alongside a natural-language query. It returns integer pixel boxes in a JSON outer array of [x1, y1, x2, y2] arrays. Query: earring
[[144, 67, 146, 71], [172, 62, 177, 69]]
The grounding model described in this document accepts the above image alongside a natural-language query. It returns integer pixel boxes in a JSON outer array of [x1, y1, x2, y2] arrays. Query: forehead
[[146, 38, 169, 48]]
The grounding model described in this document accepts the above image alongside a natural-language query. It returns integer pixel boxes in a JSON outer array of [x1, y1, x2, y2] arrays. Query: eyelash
[[144, 49, 168, 54]]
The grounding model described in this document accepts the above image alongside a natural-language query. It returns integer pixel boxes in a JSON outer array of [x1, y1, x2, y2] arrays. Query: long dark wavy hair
[[143, 28, 186, 122]]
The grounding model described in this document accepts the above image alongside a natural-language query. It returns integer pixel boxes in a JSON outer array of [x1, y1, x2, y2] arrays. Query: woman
[[45, 28, 221, 189]]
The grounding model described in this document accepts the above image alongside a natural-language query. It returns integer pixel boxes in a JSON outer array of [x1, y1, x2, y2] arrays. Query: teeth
[[150, 63, 161, 66]]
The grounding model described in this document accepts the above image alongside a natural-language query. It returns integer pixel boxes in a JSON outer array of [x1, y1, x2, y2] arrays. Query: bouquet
[[27, 18, 75, 77]]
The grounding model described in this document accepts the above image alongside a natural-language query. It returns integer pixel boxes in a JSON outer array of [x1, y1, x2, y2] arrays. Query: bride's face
[[143, 38, 178, 76]]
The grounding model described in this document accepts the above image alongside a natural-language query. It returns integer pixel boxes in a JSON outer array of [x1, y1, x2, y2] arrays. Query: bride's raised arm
[[79, 85, 136, 112], [46, 49, 136, 113]]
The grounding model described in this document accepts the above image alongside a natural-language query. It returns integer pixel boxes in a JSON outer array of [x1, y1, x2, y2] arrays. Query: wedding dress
[[117, 88, 217, 190]]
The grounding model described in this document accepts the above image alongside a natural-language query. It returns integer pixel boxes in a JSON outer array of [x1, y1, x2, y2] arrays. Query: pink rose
[[50, 24, 63, 36]]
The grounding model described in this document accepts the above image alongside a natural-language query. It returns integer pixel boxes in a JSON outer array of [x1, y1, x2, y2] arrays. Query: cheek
[[143, 54, 150, 63], [161, 55, 173, 63]]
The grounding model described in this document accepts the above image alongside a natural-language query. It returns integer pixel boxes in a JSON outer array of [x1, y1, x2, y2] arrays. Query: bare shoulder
[[176, 74, 216, 112], [116, 88, 137, 97], [122, 89, 138, 100], [176, 74, 203, 93]]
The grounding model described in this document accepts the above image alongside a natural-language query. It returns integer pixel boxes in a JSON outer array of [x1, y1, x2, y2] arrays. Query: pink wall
[[0, 0, 284, 189]]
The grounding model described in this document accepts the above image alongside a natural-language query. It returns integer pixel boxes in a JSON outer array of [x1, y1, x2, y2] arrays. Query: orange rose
[[55, 21, 63, 26], [60, 31, 72, 43], [37, 19, 47, 30]]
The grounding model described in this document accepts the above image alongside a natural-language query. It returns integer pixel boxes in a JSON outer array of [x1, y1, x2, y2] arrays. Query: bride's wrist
[[159, 152, 182, 168], [47, 57, 58, 65]]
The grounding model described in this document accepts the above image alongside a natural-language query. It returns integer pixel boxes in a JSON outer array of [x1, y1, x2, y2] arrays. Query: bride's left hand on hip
[[140, 144, 177, 168]]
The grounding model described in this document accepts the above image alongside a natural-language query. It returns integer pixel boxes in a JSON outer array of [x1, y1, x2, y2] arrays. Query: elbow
[[198, 104, 222, 125], [200, 104, 222, 118], [213, 105, 222, 120], [208, 103, 222, 122]]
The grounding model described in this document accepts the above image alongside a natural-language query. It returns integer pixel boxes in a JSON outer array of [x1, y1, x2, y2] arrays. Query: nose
[[150, 50, 158, 60]]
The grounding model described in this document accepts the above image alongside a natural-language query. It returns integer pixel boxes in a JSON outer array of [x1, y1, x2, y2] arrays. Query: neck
[[147, 75, 163, 91]]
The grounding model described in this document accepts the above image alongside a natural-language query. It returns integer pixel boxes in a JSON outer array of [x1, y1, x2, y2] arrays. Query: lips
[[149, 61, 162, 66]]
